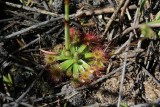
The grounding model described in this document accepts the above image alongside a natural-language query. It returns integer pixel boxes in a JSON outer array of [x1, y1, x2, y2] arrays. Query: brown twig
[[75, 4, 137, 17], [146, 0, 154, 20], [117, 32, 133, 107], [120, 0, 130, 20], [142, 66, 160, 86], [12, 38, 40, 54], [0, 17, 18, 23], [4, 1, 137, 19], [122, 23, 160, 36], [101, 0, 126, 37], [4, 2, 59, 17], [0, 93, 33, 107], [3, 17, 63, 40]]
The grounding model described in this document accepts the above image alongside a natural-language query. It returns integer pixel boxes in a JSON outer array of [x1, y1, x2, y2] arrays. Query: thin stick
[[117, 33, 133, 107], [0, 17, 18, 23], [4, 1, 137, 18], [3, 17, 64, 40], [142, 66, 160, 86], [12, 38, 40, 54], [102, 0, 125, 37], [0, 93, 33, 107], [40, 49, 57, 55], [114, 38, 130, 55], [4, 2, 59, 17], [122, 23, 160, 36], [75, 4, 137, 17], [120, 0, 130, 20]]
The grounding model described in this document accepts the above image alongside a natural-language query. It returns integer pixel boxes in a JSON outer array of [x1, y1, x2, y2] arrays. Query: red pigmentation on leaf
[[92, 47, 106, 60], [83, 33, 100, 45], [47, 63, 63, 83], [69, 27, 81, 43], [90, 47, 108, 70]]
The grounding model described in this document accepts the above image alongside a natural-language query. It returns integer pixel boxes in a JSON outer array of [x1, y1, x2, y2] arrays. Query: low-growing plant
[[41, 0, 108, 86]]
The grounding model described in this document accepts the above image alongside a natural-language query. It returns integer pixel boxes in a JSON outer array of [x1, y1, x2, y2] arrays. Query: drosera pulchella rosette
[[41, 0, 107, 86], [40, 27, 109, 86]]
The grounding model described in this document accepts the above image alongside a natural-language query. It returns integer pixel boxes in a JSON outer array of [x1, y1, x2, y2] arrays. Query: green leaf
[[147, 20, 160, 24], [70, 45, 76, 54], [57, 55, 70, 61], [78, 44, 87, 53], [79, 59, 90, 69], [140, 24, 156, 39], [3, 74, 13, 86], [84, 53, 93, 58], [60, 59, 74, 71], [120, 103, 128, 107], [78, 65, 85, 74], [73, 63, 79, 79]]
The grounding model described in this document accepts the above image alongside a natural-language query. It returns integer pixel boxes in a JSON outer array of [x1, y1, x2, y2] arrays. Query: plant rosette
[[41, 27, 108, 86]]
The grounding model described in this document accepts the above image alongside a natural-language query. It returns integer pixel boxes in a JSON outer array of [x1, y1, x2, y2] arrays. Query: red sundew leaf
[[48, 57, 53, 61], [82, 33, 101, 45], [69, 27, 81, 43], [70, 27, 76, 37], [79, 66, 95, 83], [40, 49, 58, 64], [47, 56, 54, 62], [83, 33, 96, 41], [92, 47, 106, 60], [53, 44, 64, 53], [44, 54, 56, 64], [40, 49, 57, 55], [92, 65, 103, 74], [47, 64, 63, 83]]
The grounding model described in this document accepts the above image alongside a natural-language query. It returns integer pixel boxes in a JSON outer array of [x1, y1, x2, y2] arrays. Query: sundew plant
[[41, 0, 108, 86]]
